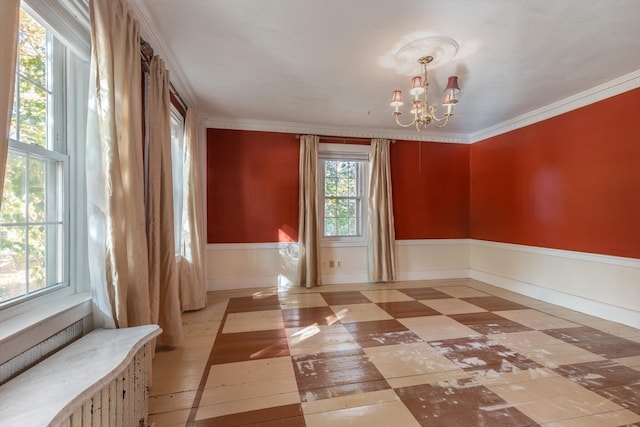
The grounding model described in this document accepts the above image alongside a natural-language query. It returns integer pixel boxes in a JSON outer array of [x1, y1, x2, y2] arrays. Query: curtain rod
[[140, 39, 188, 113], [295, 135, 395, 143]]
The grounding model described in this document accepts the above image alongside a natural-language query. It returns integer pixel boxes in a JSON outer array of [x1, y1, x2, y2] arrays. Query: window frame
[[1, 2, 90, 312], [169, 105, 185, 255], [318, 143, 370, 246]]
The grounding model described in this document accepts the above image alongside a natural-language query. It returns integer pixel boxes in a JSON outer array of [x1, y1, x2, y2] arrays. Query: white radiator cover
[[0, 325, 161, 426]]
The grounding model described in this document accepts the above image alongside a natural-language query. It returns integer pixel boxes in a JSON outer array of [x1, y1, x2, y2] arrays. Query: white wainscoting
[[205, 239, 471, 290], [206, 239, 640, 328], [469, 240, 640, 328]]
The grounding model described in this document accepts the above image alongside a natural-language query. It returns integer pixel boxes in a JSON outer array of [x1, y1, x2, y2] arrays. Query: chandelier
[[389, 40, 461, 131]]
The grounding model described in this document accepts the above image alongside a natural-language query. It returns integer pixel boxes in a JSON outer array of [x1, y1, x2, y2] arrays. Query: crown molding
[[202, 116, 473, 144], [127, 0, 197, 110], [469, 70, 640, 143], [203, 70, 639, 145]]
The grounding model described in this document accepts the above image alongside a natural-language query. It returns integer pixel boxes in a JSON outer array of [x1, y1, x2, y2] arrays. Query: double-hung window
[[1, 3, 89, 307], [319, 143, 369, 242]]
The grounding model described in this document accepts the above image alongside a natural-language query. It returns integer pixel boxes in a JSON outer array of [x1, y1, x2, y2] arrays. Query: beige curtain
[[86, 0, 150, 328], [179, 108, 207, 311], [368, 138, 396, 282], [0, 0, 20, 207], [146, 56, 183, 346], [297, 134, 320, 288]]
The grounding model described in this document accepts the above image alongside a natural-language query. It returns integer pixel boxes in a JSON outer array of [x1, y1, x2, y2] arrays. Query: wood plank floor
[[149, 278, 640, 426]]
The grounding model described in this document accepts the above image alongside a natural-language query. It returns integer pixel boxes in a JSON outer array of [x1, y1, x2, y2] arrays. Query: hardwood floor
[[149, 279, 640, 426]]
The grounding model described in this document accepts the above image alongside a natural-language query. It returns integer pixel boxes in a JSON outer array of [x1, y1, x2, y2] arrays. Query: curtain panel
[[0, 0, 20, 207], [368, 138, 396, 282], [146, 56, 183, 346], [86, 0, 150, 328], [178, 108, 207, 311], [297, 135, 320, 288]]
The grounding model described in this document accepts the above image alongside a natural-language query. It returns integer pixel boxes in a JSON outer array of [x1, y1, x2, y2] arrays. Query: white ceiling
[[131, 0, 640, 142]]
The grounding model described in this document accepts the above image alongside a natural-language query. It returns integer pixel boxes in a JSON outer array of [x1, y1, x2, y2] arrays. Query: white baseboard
[[396, 268, 470, 281], [470, 269, 640, 329]]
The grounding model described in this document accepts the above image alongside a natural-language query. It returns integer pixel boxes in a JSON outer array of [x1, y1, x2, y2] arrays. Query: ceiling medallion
[[389, 36, 461, 131]]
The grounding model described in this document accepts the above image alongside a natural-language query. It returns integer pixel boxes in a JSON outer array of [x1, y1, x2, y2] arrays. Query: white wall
[[469, 240, 640, 328], [206, 239, 640, 328]]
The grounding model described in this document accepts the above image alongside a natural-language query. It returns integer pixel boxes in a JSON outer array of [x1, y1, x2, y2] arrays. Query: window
[[1, 4, 89, 307], [170, 106, 185, 254], [319, 143, 369, 241]]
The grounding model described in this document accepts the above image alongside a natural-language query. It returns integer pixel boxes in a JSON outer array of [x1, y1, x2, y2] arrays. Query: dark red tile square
[[395, 379, 537, 426], [553, 360, 640, 390], [376, 301, 441, 318], [209, 329, 289, 364], [343, 319, 423, 347], [226, 294, 282, 313], [320, 291, 370, 305], [429, 335, 540, 374], [460, 296, 528, 311], [449, 312, 532, 334], [544, 326, 640, 359], [292, 348, 389, 401], [398, 287, 451, 300]]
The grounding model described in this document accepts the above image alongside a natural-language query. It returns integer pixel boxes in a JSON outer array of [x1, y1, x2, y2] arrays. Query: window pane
[[28, 225, 46, 291], [325, 218, 336, 236], [1, 151, 27, 224], [28, 157, 46, 222], [18, 77, 48, 147], [0, 226, 27, 302], [325, 177, 337, 196], [18, 10, 48, 88]]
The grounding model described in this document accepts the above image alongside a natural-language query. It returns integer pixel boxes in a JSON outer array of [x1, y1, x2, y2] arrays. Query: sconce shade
[[390, 90, 404, 107], [442, 76, 460, 105], [409, 76, 425, 95]]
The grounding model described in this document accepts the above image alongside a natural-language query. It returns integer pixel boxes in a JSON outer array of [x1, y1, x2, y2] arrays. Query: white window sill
[[0, 291, 92, 364]]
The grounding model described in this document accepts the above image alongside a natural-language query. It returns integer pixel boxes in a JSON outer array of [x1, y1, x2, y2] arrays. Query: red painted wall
[[391, 141, 469, 239], [206, 131, 471, 243], [206, 129, 299, 243], [470, 88, 640, 258]]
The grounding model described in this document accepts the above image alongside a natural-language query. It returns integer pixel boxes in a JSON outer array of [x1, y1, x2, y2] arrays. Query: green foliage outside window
[[1, 10, 51, 302], [323, 160, 361, 236]]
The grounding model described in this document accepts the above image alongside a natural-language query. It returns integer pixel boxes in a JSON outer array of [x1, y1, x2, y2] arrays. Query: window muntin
[[319, 143, 369, 242], [1, 9, 68, 305]]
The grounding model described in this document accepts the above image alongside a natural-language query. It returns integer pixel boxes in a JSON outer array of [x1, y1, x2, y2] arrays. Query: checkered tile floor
[[149, 279, 640, 426]]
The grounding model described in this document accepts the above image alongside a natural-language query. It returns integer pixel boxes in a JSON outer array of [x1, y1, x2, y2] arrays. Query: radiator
[[61, 342, 151, 426], [0, 325, 161, 427]]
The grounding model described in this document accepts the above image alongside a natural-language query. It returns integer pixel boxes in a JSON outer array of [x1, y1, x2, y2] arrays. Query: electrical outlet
[[336, 260, 342, 268], [329, 260, 335, 268]]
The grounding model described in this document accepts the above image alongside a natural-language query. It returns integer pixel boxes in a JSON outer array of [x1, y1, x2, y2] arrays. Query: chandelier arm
[[394, 114, 418, 128], [432, 115, 451, 128]]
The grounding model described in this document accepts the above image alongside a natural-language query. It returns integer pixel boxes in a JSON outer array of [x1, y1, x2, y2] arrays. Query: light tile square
[[541, 409, 640, 427], [487, 376, 591, 402], [435, 286, 490, 298], [512, 391, 624, 424], [364, 342, 461, 379], [197, 357, 299, 418], [302, 389, 399, 415], [304, 399, 421, 427], [359, 289, 415, 303], [222, 309, 284, 333], [399, 315, 479, 341], [279, 292, 328, 309], [285, 324, 360, 356], [420, 298, 486, 315], [495, 309, 581, 330], [489, 331, 606, 368]]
